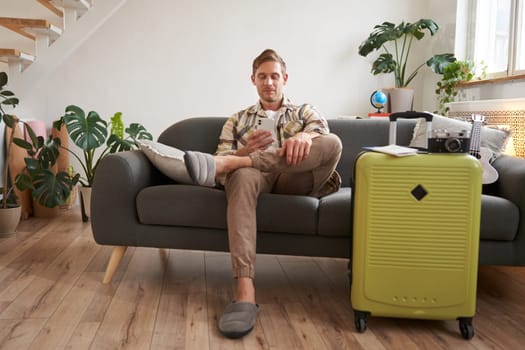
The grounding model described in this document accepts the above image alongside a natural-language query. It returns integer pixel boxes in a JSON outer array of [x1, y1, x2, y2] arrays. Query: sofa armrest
[[492, 155, 525, 210], [491, 155, 525, 261], [91, 150, 157, 246]]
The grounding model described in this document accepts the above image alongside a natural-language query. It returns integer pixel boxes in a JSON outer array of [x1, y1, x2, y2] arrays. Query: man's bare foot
[[215, 155, 253, 175]]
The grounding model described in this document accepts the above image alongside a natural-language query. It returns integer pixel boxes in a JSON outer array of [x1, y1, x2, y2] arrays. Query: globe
[[370, 90, 387, 112]]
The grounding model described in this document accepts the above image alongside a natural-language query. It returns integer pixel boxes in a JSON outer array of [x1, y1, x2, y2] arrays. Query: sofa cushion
[[256, 193, 319, 234], [137, 140, 193, 184], [137, 185, 227, 228], [137, 185, 319, 235], [318, 188, 352, 237], [480, 194, 519, 240]]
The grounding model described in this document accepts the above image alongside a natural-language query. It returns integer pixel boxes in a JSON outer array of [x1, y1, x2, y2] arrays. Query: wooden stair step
[[36, 0, 64, 18], [51, 0, 92, 12], [0, 17, 63, 42], [0, 48, 36, 67]]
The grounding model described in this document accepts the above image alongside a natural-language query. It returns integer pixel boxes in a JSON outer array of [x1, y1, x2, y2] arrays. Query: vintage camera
[[428, 129, 471, 153]]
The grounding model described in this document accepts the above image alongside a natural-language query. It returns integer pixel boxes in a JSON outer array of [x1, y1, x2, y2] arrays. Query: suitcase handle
[[389, 112, 433, 147], [389, 111, 433, 122]]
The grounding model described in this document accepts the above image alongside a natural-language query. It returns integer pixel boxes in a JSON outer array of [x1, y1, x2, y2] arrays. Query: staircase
[[0, 0, 127, 94], [0, 1, 91, 76]]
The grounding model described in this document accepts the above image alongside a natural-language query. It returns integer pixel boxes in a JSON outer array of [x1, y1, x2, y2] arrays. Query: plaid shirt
[[215, 97, 341, 195]]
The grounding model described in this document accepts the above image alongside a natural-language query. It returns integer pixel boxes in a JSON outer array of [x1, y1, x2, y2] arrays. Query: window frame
[[463, 0, 525, 80], [511, 0, 525, 75]]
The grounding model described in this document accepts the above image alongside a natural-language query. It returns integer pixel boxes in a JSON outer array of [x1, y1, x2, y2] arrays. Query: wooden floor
[[0, 209, 524, 350]]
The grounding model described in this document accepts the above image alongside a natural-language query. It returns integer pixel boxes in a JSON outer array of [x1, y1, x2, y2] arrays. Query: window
[[461, 0, 525, 78], [516, 0, 525, 72]]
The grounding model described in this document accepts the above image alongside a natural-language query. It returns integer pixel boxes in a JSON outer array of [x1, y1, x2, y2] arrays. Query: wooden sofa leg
[[102, 246, 128, 284]]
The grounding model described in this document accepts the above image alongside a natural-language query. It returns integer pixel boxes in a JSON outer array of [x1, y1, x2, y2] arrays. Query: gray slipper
[[184, 151, 216, 187], [218, 301, 259, 339]]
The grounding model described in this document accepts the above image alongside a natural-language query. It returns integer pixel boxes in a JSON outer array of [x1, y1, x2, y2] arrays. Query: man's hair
[[252, 49, 287, 76]]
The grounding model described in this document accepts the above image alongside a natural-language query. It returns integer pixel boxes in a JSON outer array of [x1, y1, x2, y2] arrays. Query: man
[[184, 49, 342, 339]]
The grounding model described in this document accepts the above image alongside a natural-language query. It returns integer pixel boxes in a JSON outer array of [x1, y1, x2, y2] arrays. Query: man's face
[[251, 61, 288, 106]]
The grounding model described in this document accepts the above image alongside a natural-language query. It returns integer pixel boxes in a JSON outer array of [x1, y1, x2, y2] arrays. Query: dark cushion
[[480, 194, 519, 240], [137, 185, 227, 229], [318, 188, 352, 237], [256, 193, 319, 234]]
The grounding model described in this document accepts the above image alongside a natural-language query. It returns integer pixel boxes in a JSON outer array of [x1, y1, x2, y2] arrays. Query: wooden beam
[[36, 0, 64, 17]]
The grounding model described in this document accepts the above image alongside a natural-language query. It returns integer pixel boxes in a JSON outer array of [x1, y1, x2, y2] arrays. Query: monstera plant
[[54, 105, 152, 188], [53, 105, 152, 221], [358, 19, 456, 88]]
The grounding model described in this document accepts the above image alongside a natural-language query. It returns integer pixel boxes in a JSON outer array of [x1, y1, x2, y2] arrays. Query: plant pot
[[33, 202, 60, 218], [79, 186, 92, 222], [0, 206, 22, 235], [389, 88, 414, 113]]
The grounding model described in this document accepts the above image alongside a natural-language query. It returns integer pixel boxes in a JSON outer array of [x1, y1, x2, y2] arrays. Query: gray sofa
[[91, 117, 525, 283]]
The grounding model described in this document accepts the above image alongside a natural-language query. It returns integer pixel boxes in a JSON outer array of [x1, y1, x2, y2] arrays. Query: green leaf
[[63, 105, 108, 151], [405, 19, 439, 40], [12, 138, 32, 150], [15, 173, 34, 191], [106, 134, 135, 153], [0, 90, 14, 97], [37, 136, 61, 168], [0, 72, 7, 88], [22, 123, 40, 151], [426, 53, 456, 74], [126, 123, 153, 142], [358, 22, 399, 57], [52, 118, 64, 130], [30, 170, 73, 208], [1, 97, 19, 106], [371, 53, 396, 75], [2, 114, 18, 128], [72, 173, 80, 186]]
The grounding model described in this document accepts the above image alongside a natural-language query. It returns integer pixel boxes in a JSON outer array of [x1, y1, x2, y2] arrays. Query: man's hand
[[280, 132, 317, 165], [236, 129, 274, 156]]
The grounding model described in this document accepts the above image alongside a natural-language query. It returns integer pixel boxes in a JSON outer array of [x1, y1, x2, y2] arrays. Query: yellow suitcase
[[350, 113, 482, 339]]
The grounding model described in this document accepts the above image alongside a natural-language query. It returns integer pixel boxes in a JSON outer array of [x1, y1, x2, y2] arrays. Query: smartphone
[[255, 117, 277, 149], [255, 117, 277, 139]]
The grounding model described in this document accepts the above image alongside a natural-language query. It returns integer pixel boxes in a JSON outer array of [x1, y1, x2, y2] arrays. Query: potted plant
[[434, 60, 487, 115], [0, 72, 21, 233], [358, 19, 456, 112], [53, 105, 152, 221], [6, 116, 80, 214]]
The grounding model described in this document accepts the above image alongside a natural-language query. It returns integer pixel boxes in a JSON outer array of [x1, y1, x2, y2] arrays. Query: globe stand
[[368, 90, 390, 118]]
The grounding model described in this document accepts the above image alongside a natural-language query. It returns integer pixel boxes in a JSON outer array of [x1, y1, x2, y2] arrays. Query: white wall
[[3, 0, 446, 139], [421, 0, 458, 111]]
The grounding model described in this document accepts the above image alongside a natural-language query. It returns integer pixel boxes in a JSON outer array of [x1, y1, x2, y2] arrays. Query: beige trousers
[[223, 133, 342, 278]]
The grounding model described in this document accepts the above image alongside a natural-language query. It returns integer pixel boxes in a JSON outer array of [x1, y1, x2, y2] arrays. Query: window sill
[[458, 73, 525, 87]]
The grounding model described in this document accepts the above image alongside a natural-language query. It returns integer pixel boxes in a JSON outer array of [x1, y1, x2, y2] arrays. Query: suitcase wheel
[[354, 311, 368, 333], [458, 317, 474, 340]]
